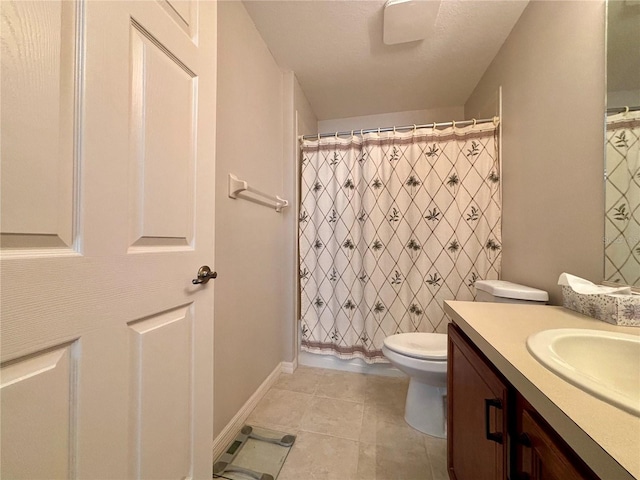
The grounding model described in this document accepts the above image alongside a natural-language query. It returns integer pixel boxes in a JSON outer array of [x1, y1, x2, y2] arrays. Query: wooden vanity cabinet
[[515, 395, 599, 480], [448, 323, 509, 480], [448, 323, 599, 480]]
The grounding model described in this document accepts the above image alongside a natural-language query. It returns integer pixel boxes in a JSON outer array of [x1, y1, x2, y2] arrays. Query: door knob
[[192, 265, 217, 284]]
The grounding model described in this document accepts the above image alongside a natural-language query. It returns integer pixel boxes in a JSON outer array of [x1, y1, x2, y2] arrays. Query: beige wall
[[295, 75, 318, 137], [465, 1, 606, 304], [215, 1, 287, 437], [281, 72, 320, 364], [318, 106, 464, 134], [283, 73, 318, 362]]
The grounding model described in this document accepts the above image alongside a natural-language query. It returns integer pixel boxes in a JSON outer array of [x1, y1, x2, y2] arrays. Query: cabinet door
[[516, 396, 598, 480], [448, 324, 509, 480]]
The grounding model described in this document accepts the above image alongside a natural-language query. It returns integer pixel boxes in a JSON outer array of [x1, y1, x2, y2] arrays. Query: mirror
[[604, 0, 640, 287]]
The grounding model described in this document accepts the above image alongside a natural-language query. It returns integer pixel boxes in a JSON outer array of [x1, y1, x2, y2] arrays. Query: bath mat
[[213, 425, 296, 480]]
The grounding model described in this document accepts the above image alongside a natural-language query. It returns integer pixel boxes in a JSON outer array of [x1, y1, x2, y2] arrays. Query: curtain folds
[[299, 122, 502, 363]]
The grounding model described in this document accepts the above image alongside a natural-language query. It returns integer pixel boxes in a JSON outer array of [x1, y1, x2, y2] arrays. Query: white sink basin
[[527, 329, 640, 416]]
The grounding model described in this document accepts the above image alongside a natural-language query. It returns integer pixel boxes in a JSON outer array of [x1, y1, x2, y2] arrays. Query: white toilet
[[382, 280, 549, 437]]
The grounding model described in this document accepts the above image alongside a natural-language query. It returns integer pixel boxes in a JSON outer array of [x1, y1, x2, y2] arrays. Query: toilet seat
[[383, 332, 447, 360]]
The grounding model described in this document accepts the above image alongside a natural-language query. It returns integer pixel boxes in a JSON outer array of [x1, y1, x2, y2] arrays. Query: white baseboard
[[281, 359, 297, 374], [212, 361, 293, 461]]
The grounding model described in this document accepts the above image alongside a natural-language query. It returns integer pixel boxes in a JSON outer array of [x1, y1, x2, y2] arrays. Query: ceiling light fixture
[[383, 0, 441, 45]]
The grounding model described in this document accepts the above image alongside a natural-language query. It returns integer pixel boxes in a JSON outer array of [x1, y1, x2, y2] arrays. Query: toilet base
[[404, 378, 446, 438]]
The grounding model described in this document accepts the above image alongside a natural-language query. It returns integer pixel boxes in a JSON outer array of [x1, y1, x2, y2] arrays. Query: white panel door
[[0, 1, 216, 478]]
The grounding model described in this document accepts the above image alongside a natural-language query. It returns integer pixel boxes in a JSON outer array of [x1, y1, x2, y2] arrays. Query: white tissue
[[557, 273, 632, 295]]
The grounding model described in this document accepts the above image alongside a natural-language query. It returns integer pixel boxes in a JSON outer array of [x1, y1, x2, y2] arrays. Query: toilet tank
[[475, 280, 549, 304]]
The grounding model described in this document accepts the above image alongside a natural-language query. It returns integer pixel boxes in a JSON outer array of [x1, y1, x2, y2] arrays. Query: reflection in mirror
[[605, 0, 640, 287]]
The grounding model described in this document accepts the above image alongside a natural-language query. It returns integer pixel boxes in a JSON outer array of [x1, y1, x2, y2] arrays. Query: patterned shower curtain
[[299, 121, 502, 363], [605, 111, 640, 286]]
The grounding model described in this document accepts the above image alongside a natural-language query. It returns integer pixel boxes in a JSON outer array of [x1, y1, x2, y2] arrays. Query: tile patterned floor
[[245, 366, 448, 480]]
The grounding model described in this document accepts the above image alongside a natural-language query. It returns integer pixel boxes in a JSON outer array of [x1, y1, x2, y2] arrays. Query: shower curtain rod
[[300, 116, 499, 141], [606, 105, 640, 114]]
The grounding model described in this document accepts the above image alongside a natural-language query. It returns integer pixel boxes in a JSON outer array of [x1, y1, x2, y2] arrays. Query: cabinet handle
[[484, 398, 503, 444], [518, 432, 532, 447]]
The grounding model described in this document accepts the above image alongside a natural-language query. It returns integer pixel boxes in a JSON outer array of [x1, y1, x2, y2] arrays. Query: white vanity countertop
[[444, 301, 640, 480]]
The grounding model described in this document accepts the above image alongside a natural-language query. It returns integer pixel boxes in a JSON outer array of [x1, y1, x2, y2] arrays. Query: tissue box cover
[[561, 286, 640, 327]]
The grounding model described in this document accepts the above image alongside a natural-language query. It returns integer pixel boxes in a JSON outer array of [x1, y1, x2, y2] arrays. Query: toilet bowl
[[383, 280, 549, 437], [382, 333, 447, 437]]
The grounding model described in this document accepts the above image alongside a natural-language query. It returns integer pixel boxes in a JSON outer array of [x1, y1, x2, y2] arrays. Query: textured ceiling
[[242, 0, 529, 120]]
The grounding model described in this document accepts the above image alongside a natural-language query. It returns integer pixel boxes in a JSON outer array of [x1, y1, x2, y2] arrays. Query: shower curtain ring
[[624, 106, 630, 115], [413, 124, 417, 133], [472, 118, 477, 127], [317, 133, 320, 141], [452, 120, 456, 128]]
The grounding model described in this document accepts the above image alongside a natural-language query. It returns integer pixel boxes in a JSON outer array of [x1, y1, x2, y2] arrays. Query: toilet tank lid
[[475, 280, 549, 302]]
